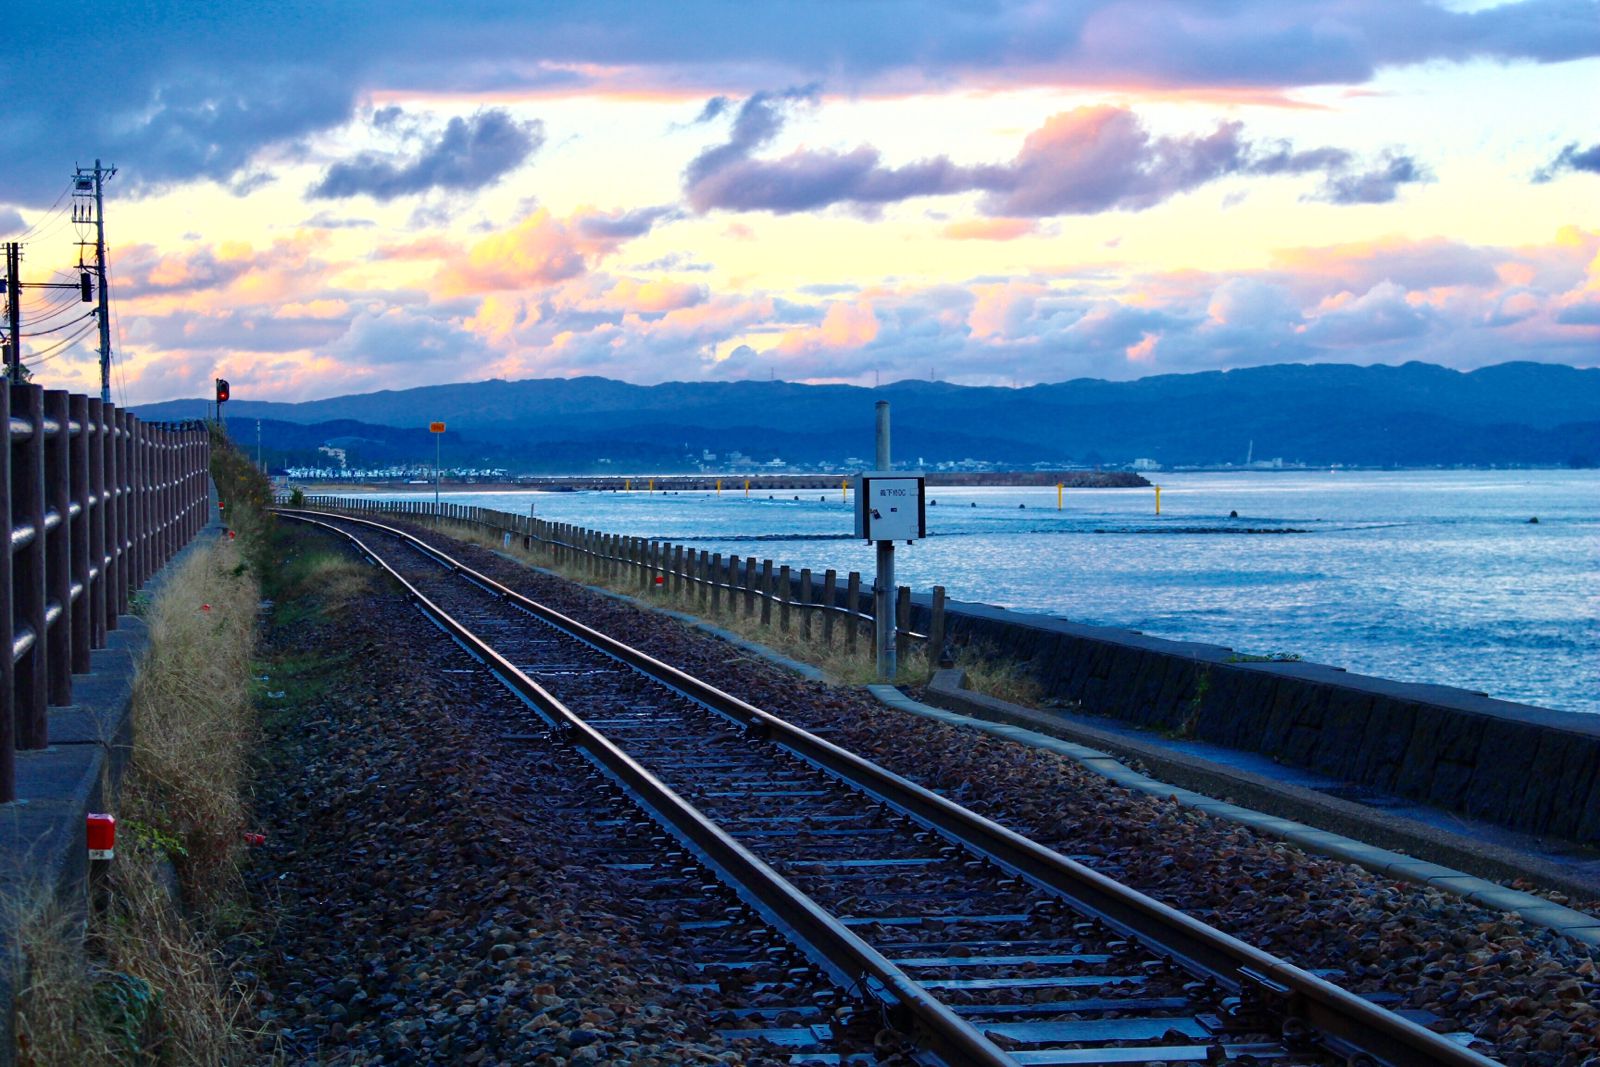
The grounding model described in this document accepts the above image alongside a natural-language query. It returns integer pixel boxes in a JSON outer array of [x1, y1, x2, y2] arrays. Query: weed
[[1168, 666, 1211, 740], [1224, 651, 1302, 663]]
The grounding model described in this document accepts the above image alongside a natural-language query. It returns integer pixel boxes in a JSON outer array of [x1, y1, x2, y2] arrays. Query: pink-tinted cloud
[[943, 218, 1038, 240], [436, 206, 666, 295], [685, 98, 1426, 217]]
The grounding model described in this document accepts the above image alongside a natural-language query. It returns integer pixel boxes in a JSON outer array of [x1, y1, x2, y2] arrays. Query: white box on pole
[[854, 471, 926, 541]]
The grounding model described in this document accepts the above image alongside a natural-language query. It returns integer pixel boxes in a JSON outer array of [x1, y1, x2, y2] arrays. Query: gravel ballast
[[380, 519, 1600, 1067], [237, 525, 912, 1065]]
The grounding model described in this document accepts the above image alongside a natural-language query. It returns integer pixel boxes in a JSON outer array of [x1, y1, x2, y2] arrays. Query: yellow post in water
[[1057, 482, 1063, 510], [841, 477, 848, 501], [744, 478, 750, 497], [716, 478, 722, 496], [1155, 485, 1162, 515], [649, 478, 654, 494], [625, 478, 631, 492]]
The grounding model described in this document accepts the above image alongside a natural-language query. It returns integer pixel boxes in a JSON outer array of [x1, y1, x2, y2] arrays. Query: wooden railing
[[0, 386, 211, 802]]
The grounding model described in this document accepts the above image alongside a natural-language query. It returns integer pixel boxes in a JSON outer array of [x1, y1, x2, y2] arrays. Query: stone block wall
[[907, 597, 1600, 843]]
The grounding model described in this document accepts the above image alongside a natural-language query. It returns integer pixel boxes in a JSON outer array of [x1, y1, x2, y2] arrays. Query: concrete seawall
[[905, 597, 1600, 845]]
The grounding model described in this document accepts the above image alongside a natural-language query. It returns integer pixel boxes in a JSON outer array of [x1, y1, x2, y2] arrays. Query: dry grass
[[124, 534, 260, 910], [12, 524, 262, 1065], [437, 518, 1043, 701], [13, 837, 250, 1067]]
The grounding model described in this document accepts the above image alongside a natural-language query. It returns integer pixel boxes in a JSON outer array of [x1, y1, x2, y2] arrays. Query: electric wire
[[3, 181, 72, 241], [22, 301, 83, 326], [24, 311, 95, 336], [25, 319, 97, 364]]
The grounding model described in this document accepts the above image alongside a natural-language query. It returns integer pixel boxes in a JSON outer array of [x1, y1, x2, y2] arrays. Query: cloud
[[1534, 141, 1600, 182], [310, 109, 543, 200], [437, 206, 669, 295], [1303, 281, 1432, 346], [302, 210, 377, 229], [576, 205, 678, 239], [330, 306, 489, 365], [126, 308, 350, 353], [1315, 151, 1430, 203], [2, 1, 1595, 206], [686, 100, 1427, 217], [942, 218, 1039, 241]]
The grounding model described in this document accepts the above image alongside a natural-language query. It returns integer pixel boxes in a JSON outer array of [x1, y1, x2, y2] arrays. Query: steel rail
[[279, 510, 1016, 1067], [279, 508, 1503, 1067]]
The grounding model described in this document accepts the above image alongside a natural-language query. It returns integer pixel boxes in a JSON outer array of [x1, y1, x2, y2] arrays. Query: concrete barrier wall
[[918, 598, 1600, 844]]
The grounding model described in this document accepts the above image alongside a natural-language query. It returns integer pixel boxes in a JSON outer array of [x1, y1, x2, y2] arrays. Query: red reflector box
[[87, 812, 116, 860]]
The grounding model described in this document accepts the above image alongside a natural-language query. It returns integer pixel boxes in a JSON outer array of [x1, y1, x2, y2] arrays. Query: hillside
[[133, 361, 1600, 473]]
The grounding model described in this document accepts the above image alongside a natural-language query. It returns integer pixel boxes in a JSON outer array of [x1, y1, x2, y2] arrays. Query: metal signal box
[[855, 472, 926, 541]]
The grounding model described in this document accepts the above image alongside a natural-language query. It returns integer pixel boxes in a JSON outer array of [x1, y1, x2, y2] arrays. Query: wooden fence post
[[12, 385, 47, 747], [821, 569, 837, 645], [759, 559, 774, 626], [929, 585, 947, 667], [710, 553, 723, 615], [845, 571, 861, 652], [799, 568, 813, 640], [43, 391, 72, 708], [68, 394, 92, 675], [778, 565, 791, 632]]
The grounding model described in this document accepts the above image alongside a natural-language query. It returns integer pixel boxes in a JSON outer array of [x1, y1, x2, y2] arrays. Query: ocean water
[[367, 470, 1599, 714]]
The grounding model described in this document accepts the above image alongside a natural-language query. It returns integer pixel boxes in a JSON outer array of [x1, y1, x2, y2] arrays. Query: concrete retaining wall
[[912, 598, 1600, 844]]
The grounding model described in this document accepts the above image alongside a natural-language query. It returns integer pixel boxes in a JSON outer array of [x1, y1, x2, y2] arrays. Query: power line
[[24, 311, 95, 336], [4, 182, 73, 241], [26, 319, 97, 364], [22, 290, 82, 318]]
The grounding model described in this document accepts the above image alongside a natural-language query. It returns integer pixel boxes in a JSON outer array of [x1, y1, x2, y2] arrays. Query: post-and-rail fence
[[295, 495, 950, 667], [0, 385, 211, 803]]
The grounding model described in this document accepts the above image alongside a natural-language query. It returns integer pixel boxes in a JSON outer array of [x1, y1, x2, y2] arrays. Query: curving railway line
[[276, 507, 1501, 1067]]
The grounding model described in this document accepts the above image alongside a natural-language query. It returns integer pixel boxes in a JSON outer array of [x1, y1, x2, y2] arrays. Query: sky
[[1, 1, 1596, 405]]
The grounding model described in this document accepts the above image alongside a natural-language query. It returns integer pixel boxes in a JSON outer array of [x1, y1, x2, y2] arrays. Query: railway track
[[278, 508, 1501, 1067]]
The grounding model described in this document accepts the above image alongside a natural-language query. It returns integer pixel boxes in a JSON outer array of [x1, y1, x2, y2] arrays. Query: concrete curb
[[867, 682, 1600, 949]]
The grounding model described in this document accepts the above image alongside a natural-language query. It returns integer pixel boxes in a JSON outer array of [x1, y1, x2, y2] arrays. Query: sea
[[363, 470, 1600, 715]]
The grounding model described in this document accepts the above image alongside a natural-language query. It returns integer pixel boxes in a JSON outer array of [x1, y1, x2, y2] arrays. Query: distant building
[[1132, 458, 1162, 471]]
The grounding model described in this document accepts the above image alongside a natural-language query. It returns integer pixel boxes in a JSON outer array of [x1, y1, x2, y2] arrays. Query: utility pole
[[874, 400, 894, 680], [4, 243, 19, 383], [74, 161, 116, 403]]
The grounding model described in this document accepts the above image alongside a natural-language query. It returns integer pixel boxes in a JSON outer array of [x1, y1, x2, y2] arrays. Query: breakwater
[[305, 470, 1150, 492], [300, 495, 1598, 846]]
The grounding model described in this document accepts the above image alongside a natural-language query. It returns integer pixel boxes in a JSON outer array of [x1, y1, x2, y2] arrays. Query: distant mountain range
[[133, 361, 1599, 473]]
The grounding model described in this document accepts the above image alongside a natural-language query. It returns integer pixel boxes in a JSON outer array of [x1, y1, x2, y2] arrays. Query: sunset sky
[[2, 1, 1597, 404]]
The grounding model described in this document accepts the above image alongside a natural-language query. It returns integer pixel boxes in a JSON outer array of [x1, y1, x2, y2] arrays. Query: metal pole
[[434, 431, 441, 513], [5, 243, 20, 383], [92, 161, 114, 404], [874, 400, 895, 681]]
